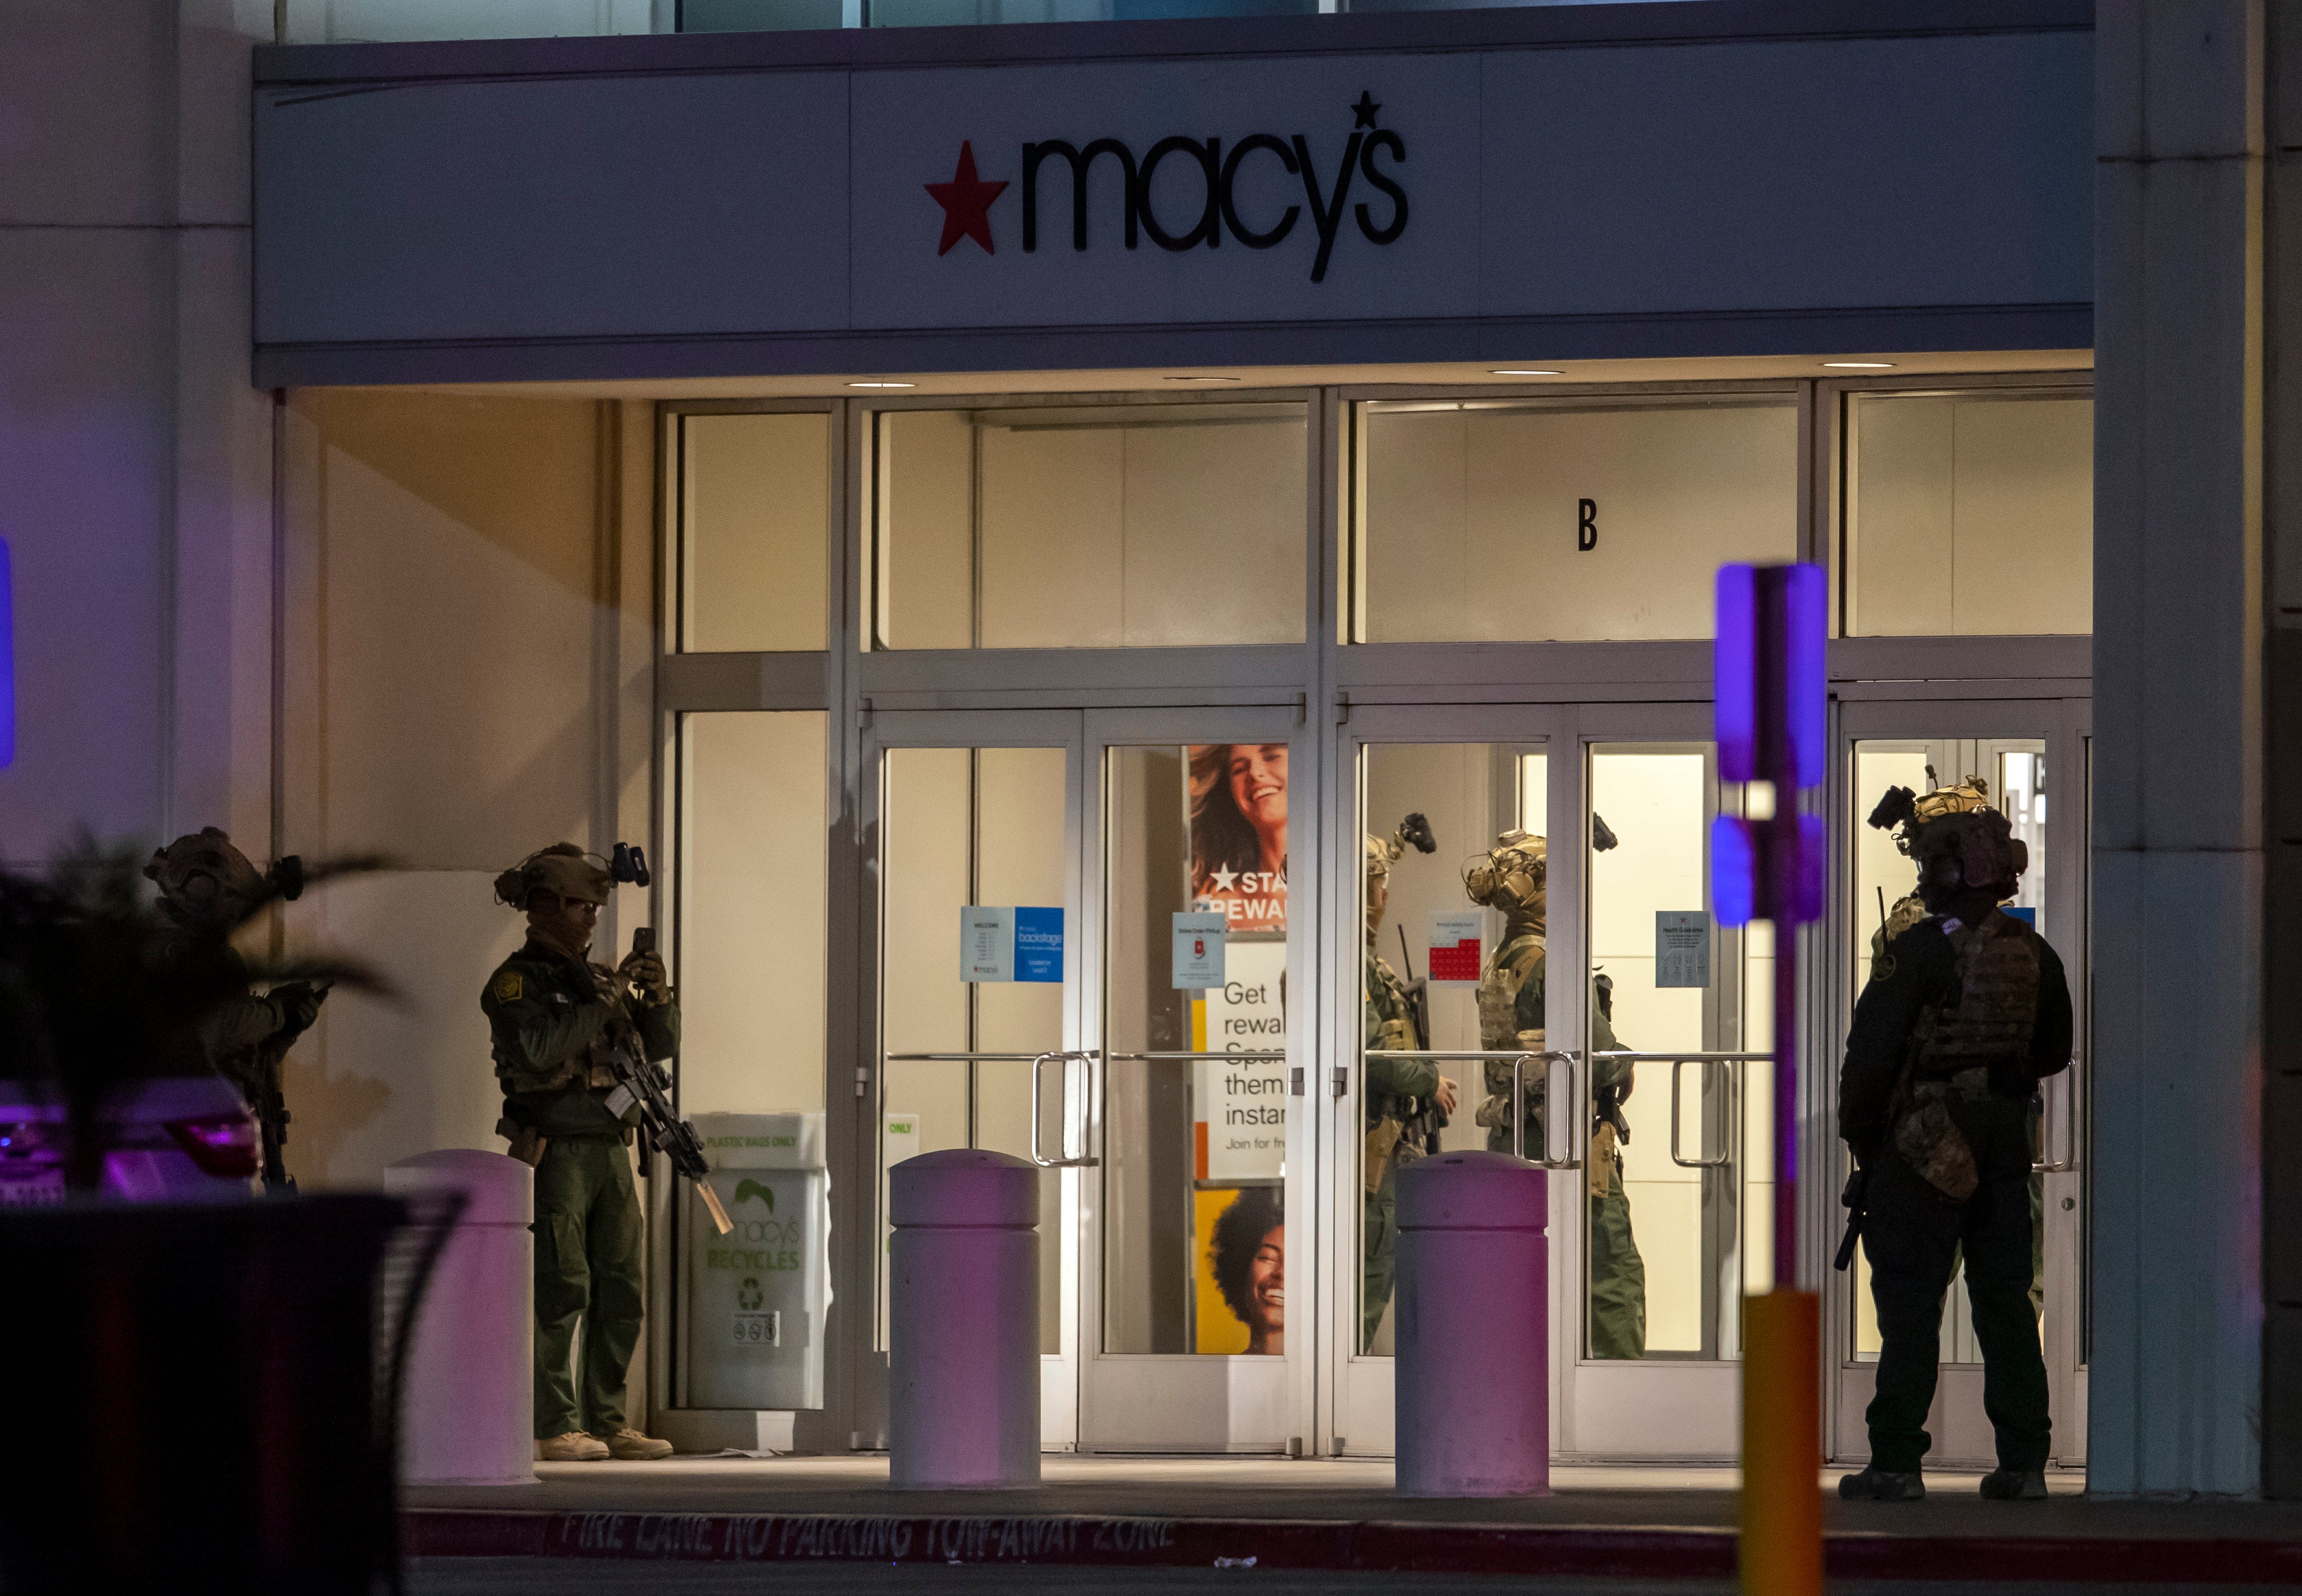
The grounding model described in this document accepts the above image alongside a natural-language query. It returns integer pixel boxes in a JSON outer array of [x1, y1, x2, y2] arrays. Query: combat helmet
[[145, 828, 266, 923], [1366, 813, 1435, 938], [1464, 830, 1547, 922], [1867, 776, 2028, 899], [494, 844, 614, 910]]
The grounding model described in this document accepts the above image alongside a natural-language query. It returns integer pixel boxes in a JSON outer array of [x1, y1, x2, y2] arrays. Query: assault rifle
[[609, 928, 733, 1236], [1396, 927, 1448, 1156], [253, 980, 329, 1189], [1589, 971, 1630, 1146], [1835, 1165, 1869, 1271], [607, 1043, 734, 1236]]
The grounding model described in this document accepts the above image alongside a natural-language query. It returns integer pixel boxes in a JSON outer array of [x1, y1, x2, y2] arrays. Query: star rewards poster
[[1185, 743, 1288, 932]]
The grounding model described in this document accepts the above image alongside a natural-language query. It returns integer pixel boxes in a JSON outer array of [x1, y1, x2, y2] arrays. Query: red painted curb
[[1349, 1521, 1736, 1579], [402, 1509, 2302, 1585]]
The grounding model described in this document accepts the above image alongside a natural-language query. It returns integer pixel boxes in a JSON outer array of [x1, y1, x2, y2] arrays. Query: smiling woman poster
[[1196, 1185, 1285, 1356], [1187, 743, 1287, 933]]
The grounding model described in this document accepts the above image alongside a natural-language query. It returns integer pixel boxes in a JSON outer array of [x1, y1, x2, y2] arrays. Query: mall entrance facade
[[241, 0, 2104, 1473], [649, 372, 2094, 1463]]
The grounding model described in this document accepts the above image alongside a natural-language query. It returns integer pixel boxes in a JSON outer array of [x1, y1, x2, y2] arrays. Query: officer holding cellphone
[[482, 843, 678, 1463]]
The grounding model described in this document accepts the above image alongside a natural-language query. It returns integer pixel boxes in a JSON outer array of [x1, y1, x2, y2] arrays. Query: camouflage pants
[[533, 1135, 644, 1439], [1362, 1186, 1399, 1351], [1587, 1158, 1647, 1360]]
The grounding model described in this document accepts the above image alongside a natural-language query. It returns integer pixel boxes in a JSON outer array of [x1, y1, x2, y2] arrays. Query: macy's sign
[[925, 91, 1407, 283]]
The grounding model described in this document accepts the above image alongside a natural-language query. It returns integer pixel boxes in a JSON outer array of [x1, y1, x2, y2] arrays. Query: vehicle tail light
[[164, 1113, 260, 1179]]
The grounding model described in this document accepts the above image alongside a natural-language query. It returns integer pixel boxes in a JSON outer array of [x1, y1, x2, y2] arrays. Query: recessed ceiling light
[[1490, 369, 1563, 377], [848, 381, 916, 388], [1821, 361, 1897, 370], [1164, 375, 1240, 382]]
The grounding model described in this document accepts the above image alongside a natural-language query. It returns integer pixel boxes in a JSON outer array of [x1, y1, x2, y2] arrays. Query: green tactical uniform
[[1473, 928, 1648, 1360], [1841, 907, 2072, 1474], [483, 936, 679, 1440], [1362, 948, 1439, 1349]]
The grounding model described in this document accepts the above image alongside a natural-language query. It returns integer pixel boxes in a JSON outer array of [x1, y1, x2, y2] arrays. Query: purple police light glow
[[1711, 814, 1754, 928], [1714, 565, 1756, 782], [1711, 559, 1830, 1296], [0, 541, 13, 768], [1796, 812, 1827, 924], [1784, 563, 1826, 790]]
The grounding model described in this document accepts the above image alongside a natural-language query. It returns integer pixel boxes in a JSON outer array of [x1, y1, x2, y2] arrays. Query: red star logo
[[925, 141, 1008, 257]]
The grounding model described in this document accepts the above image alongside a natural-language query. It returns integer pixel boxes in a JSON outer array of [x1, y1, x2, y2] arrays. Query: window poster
[[1177, 741, 1289, 1356], [1655, 910, 1711, 988], [1186, 743, 1288, 932], [1191, 939, 1287, 1182], [1171, 910, 1227, 988], [1190, 1185, 1285, 1357]]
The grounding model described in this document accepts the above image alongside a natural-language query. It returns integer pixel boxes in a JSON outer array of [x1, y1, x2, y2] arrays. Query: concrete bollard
[[1394, 1150, 1550, 1497], [383, 1149, 538, 1487], [889, 1149, 1040, 1488]]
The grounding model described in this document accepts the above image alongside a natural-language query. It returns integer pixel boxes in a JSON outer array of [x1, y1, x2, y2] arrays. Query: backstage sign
[[924, 91, 1407, 283]]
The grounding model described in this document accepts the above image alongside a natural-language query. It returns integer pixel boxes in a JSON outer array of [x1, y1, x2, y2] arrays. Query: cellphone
[[632, 927, 656, 957]]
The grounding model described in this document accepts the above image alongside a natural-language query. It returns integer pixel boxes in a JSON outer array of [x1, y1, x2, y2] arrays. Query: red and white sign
[[1427, 910, 1484, 985]]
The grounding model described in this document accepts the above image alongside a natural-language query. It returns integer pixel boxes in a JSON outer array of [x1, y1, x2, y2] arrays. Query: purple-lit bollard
[[383, 1149, 538, 1487], [1394, 1152, 1550, 1497], [889, 1150, 1040, 1488]]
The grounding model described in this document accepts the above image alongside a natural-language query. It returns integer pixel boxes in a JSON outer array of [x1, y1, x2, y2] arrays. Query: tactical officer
[[1464, 829, 1647, 1360], [145, 828, 326, 1187], [484, 844, 679, 1464], [1362, 822, 1458, 1350], [1837, 779, 2072, 1503]]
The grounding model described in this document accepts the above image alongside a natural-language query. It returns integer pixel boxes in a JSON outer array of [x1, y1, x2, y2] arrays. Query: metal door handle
[[2033, 1061, 2078, 1174], [1031, 1051, 1099, 1168], [1511, 1051, 1582, 1170], [1668, 1057, 1734, 1169]]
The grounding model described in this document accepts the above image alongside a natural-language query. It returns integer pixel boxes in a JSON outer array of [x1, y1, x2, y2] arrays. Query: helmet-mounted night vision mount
[[1867, 776, 2028, 896], [1366, 811, 1437, 876], [494, 841, 650, 910], [610, 842, 650, 887]]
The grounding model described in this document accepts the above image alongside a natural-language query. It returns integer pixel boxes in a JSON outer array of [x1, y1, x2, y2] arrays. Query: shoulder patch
[[492, 969, 524, 1003]]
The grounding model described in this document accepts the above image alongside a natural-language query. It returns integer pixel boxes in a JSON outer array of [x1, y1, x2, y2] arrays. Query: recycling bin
[[683, 1112, 831, 1410]]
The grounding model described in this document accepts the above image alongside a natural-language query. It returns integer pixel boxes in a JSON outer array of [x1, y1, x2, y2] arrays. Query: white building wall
[[0, 0, 275, 862], [2090, 0, 2267, 1498], [0, 1, 661, 1204], [276, 390, 657, 1189]]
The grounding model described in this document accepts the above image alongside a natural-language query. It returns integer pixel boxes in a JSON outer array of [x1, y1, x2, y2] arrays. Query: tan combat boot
[[536, 1431, 609, 1462], [602, 1427, 673, 1461]]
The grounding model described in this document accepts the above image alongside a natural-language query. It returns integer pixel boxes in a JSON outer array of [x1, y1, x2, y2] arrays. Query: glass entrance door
[[860, 705, 1307, 1455], [859, 709, 1086, 1451], [1569, 713, 1776, 1457], [1832, 699, 2091, 1469], [1080, 708, 1307, 1452], [1330, 703, 1772, 1461]]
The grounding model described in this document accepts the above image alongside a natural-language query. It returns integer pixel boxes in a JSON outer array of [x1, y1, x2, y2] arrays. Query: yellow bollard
[[1740, 1288, 1822, 1596]]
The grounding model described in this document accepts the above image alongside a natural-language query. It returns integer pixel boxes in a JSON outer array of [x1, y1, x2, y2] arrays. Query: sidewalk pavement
[[404, 1456, 2302, 1585]]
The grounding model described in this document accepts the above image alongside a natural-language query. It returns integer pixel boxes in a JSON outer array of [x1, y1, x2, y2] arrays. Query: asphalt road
[[407, 1562, 2271, 1596]]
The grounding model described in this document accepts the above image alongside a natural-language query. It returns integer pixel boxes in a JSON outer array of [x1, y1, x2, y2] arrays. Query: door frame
[[1326, 702, 1571, 1459], [1077, 704, 1312, 1454], [1828, 695, 2093, 1468], [1330, 699, 1788, 1463], [853, 707, 1087, 1452], [1561, 698, 1785, 1462]]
